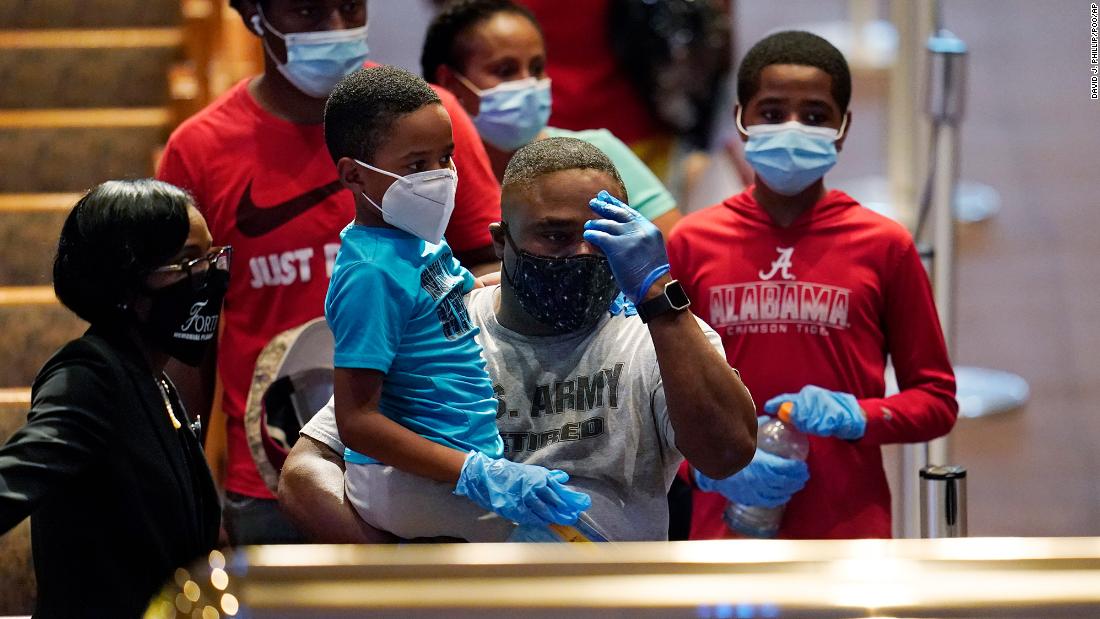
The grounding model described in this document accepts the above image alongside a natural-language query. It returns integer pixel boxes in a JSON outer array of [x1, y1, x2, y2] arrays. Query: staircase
[[0, 0, 187, 612]]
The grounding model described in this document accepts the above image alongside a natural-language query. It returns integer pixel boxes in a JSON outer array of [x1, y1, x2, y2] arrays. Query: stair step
[[0, 123, 166, 192], [0, 194, 76, 288], [0, 209, 69, 286], [0, 388, 30, 409], [0, 301, 86, 388], [0, 516, 32, 615], [0, 286, 56, 306], [0, 108, 170, 128], [0, 43, 178, 109], [0, 388, 34, 616], [0, 193, 81, 212], [0, 27, 182, 49], [0, 0, 180, 30]]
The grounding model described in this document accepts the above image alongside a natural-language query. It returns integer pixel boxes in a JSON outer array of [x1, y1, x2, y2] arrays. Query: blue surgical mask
[[253, 7, 369, 99], [456, 74, 552, 151], [737, 107, 848, 196]]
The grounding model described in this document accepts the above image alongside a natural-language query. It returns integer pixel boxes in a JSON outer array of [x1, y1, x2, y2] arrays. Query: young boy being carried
[[322, 66, 589, 541]]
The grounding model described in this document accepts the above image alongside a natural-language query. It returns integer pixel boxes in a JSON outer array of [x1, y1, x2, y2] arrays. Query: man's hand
[[587, 189, 756, 477], [583, 190, 670, 303], [764, 385, 867, 440]]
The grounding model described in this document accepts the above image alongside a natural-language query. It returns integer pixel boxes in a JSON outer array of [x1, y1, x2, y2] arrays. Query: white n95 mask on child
[[355, 160, 458, 244]]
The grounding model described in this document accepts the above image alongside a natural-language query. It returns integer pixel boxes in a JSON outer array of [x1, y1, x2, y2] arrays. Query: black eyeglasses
[[150, 245, 232, 289]]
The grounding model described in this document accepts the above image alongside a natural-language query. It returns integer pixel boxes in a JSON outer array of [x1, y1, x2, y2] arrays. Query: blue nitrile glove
[[584, 190, 671, 303], [608, 291, 638, 317], [454, 451, 592, 526], [694, 448, 810, 508], [764, 385, 867, 439]]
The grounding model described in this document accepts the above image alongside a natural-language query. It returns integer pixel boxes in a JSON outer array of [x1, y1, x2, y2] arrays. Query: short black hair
[[737, 30, 852, 112], [421, 0, 541, 83], [324, 65, 442, 164], [502, 137, 627, 202], [54, 179, 192, 327], [228, 0, 263, 13]]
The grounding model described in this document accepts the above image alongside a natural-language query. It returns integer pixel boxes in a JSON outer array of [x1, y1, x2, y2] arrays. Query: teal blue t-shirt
[[325, 224, 504, 464]]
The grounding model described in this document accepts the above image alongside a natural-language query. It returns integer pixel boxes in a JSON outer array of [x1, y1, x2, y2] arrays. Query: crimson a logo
[[758, 246, 796, 281]]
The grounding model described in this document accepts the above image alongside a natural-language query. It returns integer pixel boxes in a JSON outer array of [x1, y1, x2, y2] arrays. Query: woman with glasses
[[0, 179, 227, 618]]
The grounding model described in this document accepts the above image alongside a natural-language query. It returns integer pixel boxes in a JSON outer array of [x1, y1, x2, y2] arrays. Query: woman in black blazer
[[0, 179, 227, 618]]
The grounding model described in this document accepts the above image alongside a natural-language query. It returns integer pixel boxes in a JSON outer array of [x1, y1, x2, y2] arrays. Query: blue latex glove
[[583, 190, 671, 303], [764, 385, 866, 439], [694, 447, 809, 508], [608, 291, 638, 317], [454, 451, 592, 526]]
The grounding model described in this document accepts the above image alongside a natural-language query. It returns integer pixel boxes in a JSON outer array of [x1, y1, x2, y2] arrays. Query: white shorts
[[345, 462, 515, 542]]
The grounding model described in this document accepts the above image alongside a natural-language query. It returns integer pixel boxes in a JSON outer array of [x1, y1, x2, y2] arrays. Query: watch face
[[666, 281, 691, 309]]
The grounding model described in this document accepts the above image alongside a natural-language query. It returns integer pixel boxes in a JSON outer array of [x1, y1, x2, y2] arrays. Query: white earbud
[[250, 14, 264, 36]]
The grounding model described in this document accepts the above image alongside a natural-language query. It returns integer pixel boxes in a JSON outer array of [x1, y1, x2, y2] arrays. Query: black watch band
[[636, 279, 691, 324]]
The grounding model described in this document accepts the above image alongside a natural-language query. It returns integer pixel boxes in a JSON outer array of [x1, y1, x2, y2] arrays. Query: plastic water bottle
[[724, 402, 809, 538]]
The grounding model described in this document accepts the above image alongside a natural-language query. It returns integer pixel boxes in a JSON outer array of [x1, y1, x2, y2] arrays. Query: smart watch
[[636, 279, 691, 323]]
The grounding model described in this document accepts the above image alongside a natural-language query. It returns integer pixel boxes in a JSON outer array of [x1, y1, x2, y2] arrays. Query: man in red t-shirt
[[667, 31, 957, 539], [157, 0, 501, 544]]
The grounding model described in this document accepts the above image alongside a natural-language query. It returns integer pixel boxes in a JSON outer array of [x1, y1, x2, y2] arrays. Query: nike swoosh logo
[[235, 179, 344, 237]]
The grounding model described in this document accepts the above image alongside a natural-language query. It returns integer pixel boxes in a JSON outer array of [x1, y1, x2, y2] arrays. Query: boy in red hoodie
[[667, 31, 957, 539]]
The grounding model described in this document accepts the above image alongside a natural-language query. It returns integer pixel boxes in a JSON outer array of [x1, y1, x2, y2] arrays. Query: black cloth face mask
[[140, 267, 229, 367], [501, 224, 620, 334]]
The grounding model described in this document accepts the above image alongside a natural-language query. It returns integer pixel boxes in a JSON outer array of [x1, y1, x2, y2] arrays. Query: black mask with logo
[[140, 267, 229, 367], [502, 224, 620, 334]]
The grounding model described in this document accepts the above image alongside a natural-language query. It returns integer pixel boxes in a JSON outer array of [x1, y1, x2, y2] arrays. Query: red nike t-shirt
[[157, 76, 501, 499], [668, 187, 957, 539]]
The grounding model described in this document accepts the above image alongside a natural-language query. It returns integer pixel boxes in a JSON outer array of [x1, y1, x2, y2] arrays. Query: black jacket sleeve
[[0, 361, 115, 533]]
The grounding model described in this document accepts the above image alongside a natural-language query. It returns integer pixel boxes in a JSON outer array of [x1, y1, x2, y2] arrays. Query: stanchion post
[[920, 465, 968, 537], [924, 31, 967, 468], [890, 0, 936, 538]]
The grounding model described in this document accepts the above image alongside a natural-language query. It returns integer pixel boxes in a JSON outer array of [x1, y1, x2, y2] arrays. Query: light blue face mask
[[252, 8, 369, 99], [737, 107, 848, 196], [455, 74, 552, 151]]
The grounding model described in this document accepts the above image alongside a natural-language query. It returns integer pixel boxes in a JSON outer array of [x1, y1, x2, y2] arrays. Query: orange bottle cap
[[777, 401, 794, 423]]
